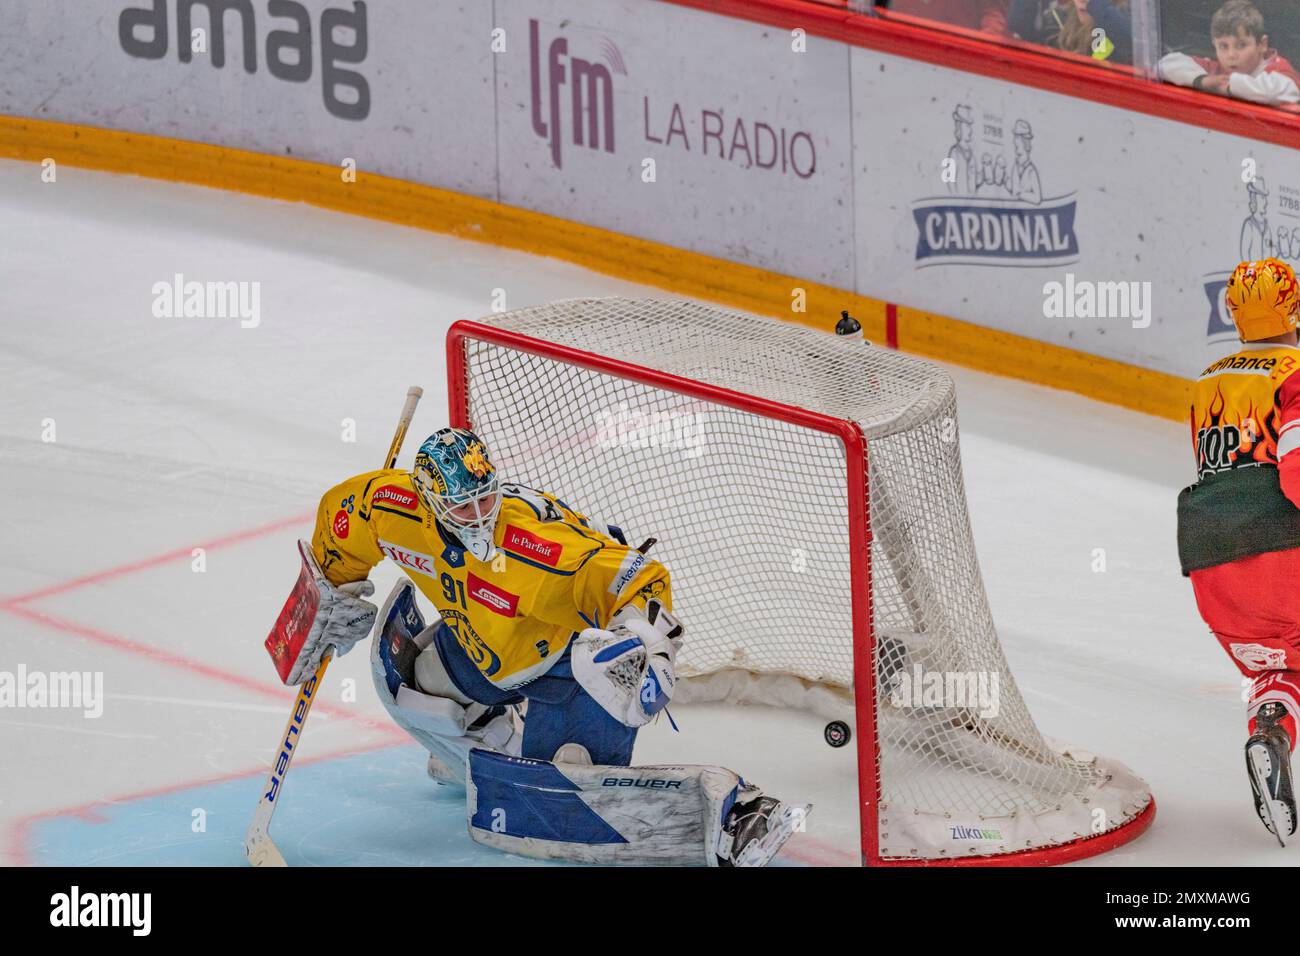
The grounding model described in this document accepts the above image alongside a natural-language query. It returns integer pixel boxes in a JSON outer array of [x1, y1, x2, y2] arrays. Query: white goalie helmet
[[411, 427, 502, 562]]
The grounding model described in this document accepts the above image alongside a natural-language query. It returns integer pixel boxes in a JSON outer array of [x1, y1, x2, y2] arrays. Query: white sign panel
[[493, 0, 856, 288], [851, 45, 1295, 378], [0, 0, 498, 198]]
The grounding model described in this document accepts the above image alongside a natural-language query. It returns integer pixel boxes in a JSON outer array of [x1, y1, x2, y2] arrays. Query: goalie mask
[[412, 428, 501, 562]]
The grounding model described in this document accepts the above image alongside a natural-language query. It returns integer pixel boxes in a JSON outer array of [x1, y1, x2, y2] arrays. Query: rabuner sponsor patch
[[502, 524, 562, 567], [332, 509, 350, 539], [373, 484, 419, 511], [378, 539, 437, 578], [466, 572, 519, 617]]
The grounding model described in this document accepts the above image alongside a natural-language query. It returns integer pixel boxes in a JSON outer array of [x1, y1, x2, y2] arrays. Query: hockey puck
[[824, 720, 851, 748]]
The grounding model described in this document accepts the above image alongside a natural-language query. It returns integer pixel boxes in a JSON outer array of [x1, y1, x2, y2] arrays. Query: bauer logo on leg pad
[[464, 749, 746, 865], [600, 777, 682, 788]]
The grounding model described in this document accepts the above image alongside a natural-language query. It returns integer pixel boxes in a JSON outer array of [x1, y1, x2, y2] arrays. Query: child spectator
[[885, 0, 1011, 37], [1160, 1, 1300, 74], [1160, 0, 1300, 105]]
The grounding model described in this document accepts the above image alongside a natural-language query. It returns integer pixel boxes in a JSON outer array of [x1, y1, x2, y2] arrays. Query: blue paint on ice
[[25, 744, 557, 867]]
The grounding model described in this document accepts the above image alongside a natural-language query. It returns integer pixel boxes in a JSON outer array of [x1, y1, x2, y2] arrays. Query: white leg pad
[[414, 642, 476, 707], [370, 581, 520, 785], [465, 748, 752, 866]]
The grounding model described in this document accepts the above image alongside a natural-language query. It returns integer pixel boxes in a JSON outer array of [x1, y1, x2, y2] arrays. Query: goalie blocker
[[265, 540, 377, 685]]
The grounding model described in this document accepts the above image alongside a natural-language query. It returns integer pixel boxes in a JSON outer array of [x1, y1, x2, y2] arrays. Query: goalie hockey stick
[[244, 386, 424, 868]]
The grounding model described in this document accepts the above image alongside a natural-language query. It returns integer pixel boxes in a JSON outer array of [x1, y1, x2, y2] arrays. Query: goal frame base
[[873, 798, 1156, 866]]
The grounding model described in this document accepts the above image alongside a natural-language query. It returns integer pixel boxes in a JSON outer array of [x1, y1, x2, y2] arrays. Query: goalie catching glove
[[265, 540, 378, 685], [571, 598, 684, 727]]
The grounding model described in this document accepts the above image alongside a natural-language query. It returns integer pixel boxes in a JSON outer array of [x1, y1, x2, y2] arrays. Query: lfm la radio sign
[[527, 18, 816, 178]]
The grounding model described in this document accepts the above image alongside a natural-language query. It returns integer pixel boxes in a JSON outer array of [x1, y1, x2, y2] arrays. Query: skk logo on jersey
[[466, 572, 519, 617], [373, 485, 419, 511], [502, 525, 562, 567], [332, 509, 350, 539], [608, 550, 647, 596], [912, 104, 1078, 268], [378, 540, 437, 578]]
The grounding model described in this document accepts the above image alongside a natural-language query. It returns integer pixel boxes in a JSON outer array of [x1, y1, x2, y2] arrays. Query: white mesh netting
[[452, 297, 1151, 862]]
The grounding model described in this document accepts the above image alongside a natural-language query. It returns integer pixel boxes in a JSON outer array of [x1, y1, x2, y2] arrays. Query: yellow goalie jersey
[[310, 470, 671, 689]]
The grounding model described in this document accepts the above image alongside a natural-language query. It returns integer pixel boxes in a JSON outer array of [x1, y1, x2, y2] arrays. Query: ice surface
[[0, 160, 1278, 865]]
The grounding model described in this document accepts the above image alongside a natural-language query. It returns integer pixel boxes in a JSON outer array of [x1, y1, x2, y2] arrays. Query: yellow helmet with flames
[[1226, 258, 1300, 342]]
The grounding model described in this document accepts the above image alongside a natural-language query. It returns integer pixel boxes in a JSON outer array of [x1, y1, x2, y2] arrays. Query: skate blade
[[1247, 742, 1290, 848], [733, 802, 813, 868]]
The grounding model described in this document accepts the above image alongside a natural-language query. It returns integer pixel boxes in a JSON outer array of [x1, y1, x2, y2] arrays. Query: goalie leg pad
[[370, 582, 523, 783], [415, 643, 475, 706], [465, 747, 746, 866]]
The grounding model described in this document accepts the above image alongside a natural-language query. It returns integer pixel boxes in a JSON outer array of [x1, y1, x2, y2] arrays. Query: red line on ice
[[0, 511, 313, 608], [0, 603, 395, 731], [0, 507, 397, 720]]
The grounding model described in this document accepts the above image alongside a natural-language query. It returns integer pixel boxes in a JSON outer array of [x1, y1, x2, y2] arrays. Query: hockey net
[[446, 297, 1153, 865]]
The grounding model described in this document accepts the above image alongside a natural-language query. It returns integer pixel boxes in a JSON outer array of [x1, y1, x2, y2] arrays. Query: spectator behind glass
[[1161, 2, 1300, 73], [1160, 0, 1300, 105], [1009, 1, 1133, 64], [885, 1, 1011, 36]]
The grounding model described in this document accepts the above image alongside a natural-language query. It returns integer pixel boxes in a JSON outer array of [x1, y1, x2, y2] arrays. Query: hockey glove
[[571, 599, 684, 727]]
